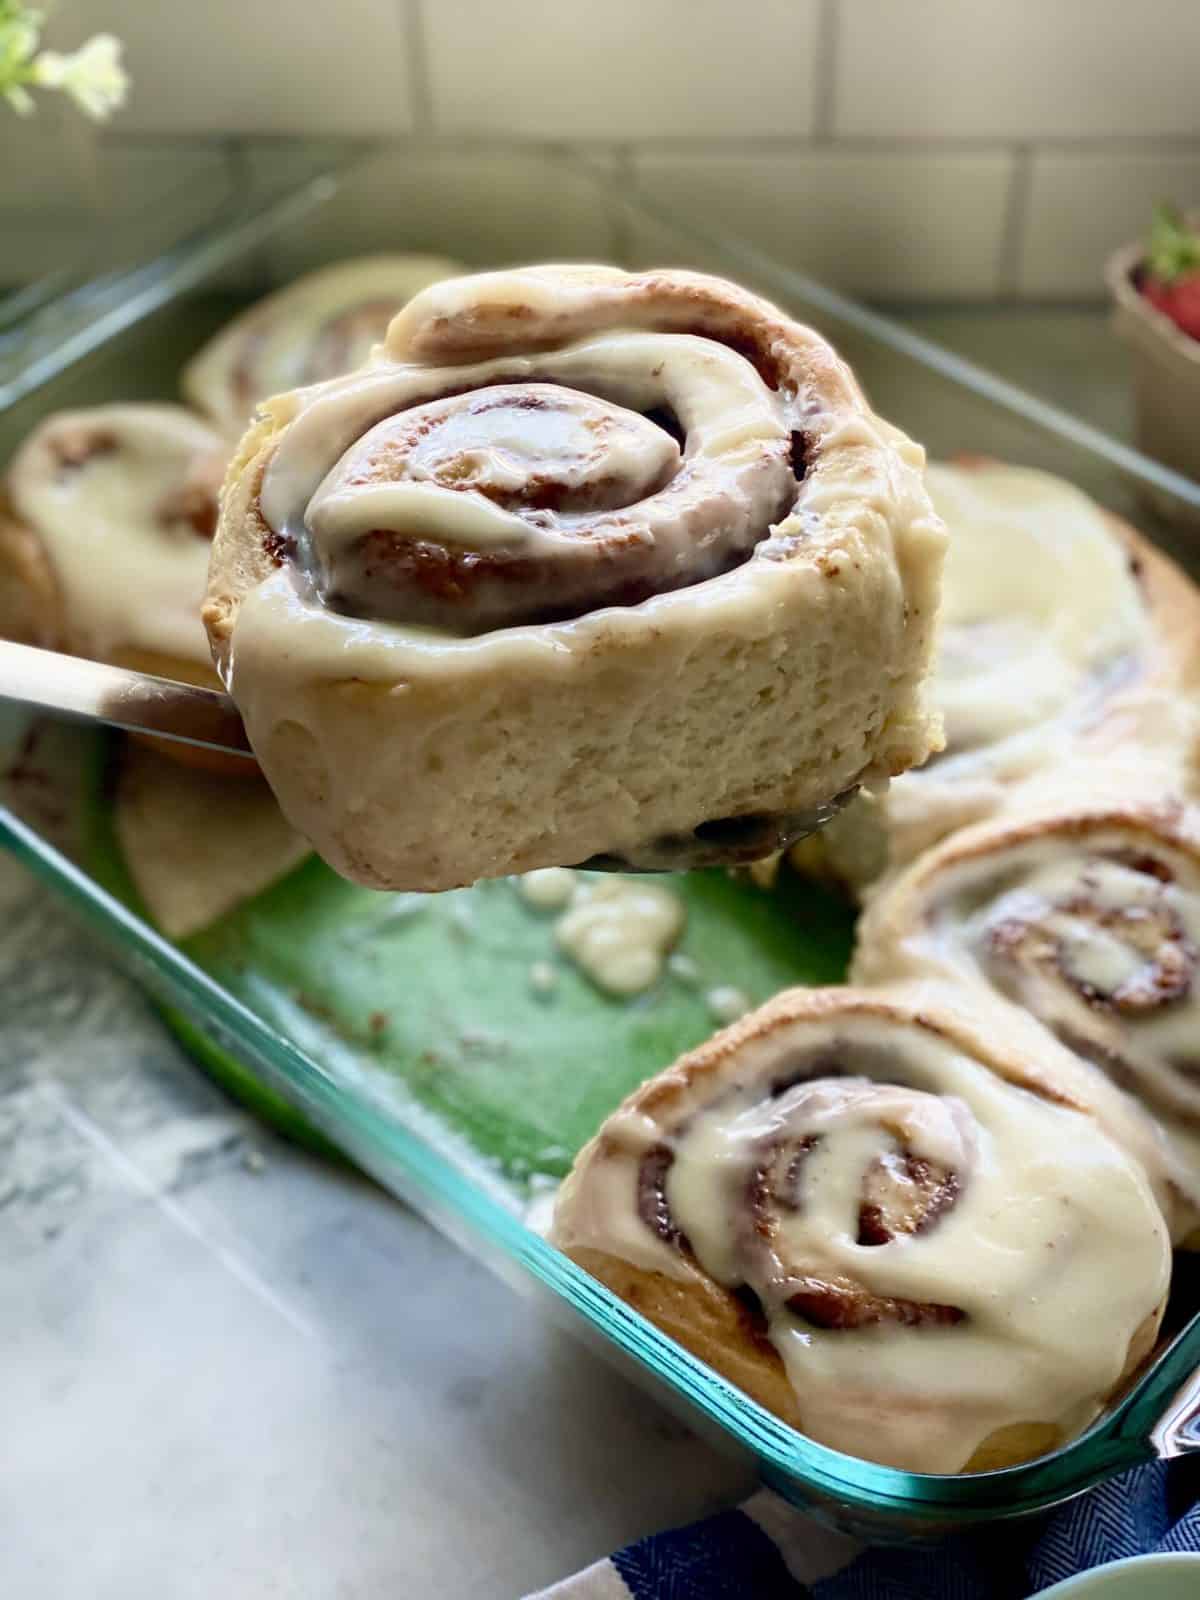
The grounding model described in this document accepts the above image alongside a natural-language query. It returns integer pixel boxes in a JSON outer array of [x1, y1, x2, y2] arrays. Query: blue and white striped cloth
[[529, 1461, 1200, 1599]]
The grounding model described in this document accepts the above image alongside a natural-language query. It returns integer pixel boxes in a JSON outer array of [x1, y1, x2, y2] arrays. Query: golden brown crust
[[568, 1243, 807, 1430], [202, 404, 288, 648], [1100, 506, 1200, 698], [0, 500, 62, 649]]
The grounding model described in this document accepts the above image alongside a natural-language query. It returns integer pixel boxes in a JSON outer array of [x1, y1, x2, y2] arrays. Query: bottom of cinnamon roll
[[551, 983, 1170, 1475], [113, 741, 309, 939], [576, 788, 860, 873]]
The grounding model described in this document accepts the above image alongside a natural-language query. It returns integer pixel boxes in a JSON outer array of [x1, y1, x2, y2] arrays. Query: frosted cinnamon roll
[[793, 462, 1200, 895], [204, 265, 945, 891], [552, 984, 1169, 1474], [6, 404, 226, 687], [855, 801, 1200, 1233], [182, 254, 461, 436]]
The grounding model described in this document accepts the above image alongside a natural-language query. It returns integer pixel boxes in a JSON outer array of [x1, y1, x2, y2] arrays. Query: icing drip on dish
[[554, 878, 684, 996]]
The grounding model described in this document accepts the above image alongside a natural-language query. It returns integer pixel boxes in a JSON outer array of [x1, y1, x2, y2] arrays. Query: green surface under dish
[[85, 735, 855, 1187]]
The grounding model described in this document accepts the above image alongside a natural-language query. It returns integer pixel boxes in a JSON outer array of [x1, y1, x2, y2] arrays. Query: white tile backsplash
[[835, 0, 1200, 140], [1021, 149, 1200, 297], [1, 107, 95, 209], [67, 0, 412, 134], [4, 0, 1200, 301], [422, 0, 822, 139], [258, 146, 619, 280], [633, 149, 1013, 300]]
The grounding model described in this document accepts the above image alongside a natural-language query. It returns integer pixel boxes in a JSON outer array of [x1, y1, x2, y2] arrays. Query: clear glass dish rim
[[3, 802, 1196, 1523], [4, 136, 1199, 1522], [8, 132, 1200, 519]]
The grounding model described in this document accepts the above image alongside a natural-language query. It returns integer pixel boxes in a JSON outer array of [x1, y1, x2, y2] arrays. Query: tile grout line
[[401, 0, 435, 136], [811, 0, 840, 144], [611, 144, 636, 266], [997, 142, 1035, 301]]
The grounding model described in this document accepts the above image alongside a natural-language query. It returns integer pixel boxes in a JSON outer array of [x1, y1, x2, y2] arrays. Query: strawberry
[[1139, 204, 1200, 342]]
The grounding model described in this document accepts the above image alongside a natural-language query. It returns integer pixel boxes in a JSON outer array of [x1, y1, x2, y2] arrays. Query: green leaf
[[1147, 203, 1200, 282]]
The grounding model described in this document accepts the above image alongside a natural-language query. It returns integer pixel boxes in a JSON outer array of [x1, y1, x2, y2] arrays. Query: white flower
[[32, 32, 127, 120]]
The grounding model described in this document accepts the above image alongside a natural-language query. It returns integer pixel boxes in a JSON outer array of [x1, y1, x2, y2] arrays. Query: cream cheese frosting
[[925, 462, 1148, 766], [7, 404, 226, 670]]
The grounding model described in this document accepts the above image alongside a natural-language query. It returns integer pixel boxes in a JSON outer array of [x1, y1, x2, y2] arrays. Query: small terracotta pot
[[1107, 230, 1200, 528]]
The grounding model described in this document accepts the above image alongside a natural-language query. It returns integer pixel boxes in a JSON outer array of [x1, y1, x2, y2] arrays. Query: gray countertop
[[1, 307, 1139, 1598]]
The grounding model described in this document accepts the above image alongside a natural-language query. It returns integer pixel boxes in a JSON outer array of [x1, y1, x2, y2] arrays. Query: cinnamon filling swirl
[[956, 841, 1200, 1131], [258, 323, 804, 636], [652, 1061, 973, 1336], [553, 993, 1171, 1474]]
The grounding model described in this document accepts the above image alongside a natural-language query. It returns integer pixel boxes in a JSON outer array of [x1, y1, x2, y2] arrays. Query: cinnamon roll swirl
[[6, 404, 226, 687], [793, 461, 1200, 895], [855, 801, 1200, 1233], [182, 254, 461, 437], [552, 984, 1169, 1474], [204, 265, 945, 892]]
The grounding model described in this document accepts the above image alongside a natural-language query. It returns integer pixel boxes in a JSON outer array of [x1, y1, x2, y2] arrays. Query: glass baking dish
[[3, 139, 1200, 1539]]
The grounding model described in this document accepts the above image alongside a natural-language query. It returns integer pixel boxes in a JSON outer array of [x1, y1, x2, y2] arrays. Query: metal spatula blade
[[0, 639, 855, 869], [0, 639, 254, 759]]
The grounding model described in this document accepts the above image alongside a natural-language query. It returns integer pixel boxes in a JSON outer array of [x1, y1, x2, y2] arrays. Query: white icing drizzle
[[553, 1007, 1170, 1474], [518, 867, 578, 910], [7, 405, 225, 667], [528, 960, 558, 996], [259, 331, 791, 632], [705, 985, 751, 1024], [554, 878, 684, 997], [920, 462, 1149, 769]]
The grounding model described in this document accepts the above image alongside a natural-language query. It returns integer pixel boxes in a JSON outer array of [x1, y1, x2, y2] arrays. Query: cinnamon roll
[[204, 265, 945, 892], [855, 800, 1200, 1233], [552, 984, 1170, 1474], [793, 461, 1200, 895], [114, 742, 309, 939], [182, 254, 461, 437], [6, 404, 226, 687]]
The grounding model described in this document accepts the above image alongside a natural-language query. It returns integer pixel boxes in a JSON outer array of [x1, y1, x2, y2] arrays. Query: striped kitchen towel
[[528, 1460, 1200, 1598]]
